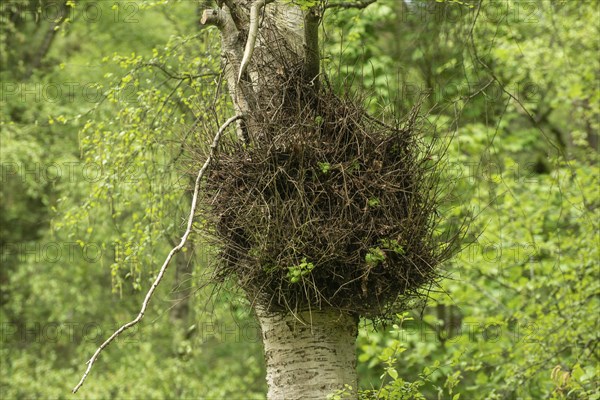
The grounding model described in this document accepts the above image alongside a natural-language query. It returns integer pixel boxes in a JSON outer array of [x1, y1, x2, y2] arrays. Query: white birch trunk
[[255, 307, 359, 400]]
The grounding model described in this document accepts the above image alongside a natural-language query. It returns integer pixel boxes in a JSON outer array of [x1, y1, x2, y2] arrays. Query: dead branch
[[201, 8, 227, 27], [72, 114, 243, 394], [324, 0, 377, 10]]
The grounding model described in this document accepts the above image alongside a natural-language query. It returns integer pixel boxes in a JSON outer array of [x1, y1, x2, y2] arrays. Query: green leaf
[[387, 368, 398, 380]]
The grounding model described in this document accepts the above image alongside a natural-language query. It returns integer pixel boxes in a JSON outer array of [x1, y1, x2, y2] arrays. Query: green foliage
[[365, 239, 405, 266], [324, 1, 600, 398], [2, 0, 599, 398], [1, 1, 262, 397], [287, 257, 315, 284], [367, 197, 380, 208], [379, 238, 404, 255], [318, 161, 332, 174], [333, 314, 460, 399], [294, 0, 319, 10], [365, 247, 385, 265]]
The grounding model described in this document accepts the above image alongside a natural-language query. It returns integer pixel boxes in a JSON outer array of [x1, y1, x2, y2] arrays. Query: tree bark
[[255, 306, 359, 400]]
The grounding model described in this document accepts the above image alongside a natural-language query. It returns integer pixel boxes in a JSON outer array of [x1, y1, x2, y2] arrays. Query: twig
[[72, 114, 243, 394]]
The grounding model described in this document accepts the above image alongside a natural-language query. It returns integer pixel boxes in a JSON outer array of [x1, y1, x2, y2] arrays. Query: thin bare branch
[[72, 114, 243, 394], [324, 0, 376, 10], [238, 0, 275, 83]]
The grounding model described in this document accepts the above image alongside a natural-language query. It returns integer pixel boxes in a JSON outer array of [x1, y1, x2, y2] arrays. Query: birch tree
[[200, 2, 360, 397]]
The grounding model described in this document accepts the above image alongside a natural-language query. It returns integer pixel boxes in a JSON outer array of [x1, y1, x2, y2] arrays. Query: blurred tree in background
[[1, 0, 598, 399]]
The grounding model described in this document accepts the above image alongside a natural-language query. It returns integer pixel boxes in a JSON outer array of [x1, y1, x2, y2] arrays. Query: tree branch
[[238, 0, 274, 83], [200, 4, 252, 143], [201, 8, 227, 27], [72, 114, 243, 394], [324, 0, 376, 10], [24, 0, 69, 79]]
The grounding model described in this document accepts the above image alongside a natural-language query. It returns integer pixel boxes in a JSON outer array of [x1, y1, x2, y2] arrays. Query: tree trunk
[[200, 1, 359, 398], [255, 306, 359, 399]]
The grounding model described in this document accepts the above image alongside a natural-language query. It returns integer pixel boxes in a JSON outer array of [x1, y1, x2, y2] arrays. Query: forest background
[[1, 0, 598, 399]]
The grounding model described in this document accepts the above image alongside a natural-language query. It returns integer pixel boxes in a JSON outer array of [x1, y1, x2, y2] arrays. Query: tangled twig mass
[[200, 72, 460, 317]]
